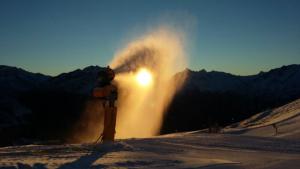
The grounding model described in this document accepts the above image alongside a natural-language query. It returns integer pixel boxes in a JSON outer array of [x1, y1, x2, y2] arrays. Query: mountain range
[[0, 64, 300, 146], [186, 65, 299, 98]]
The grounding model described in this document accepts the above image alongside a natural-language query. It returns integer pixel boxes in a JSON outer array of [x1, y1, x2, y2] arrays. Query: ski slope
[[224, 98, 300, 139], [0, 99, 300, 169]]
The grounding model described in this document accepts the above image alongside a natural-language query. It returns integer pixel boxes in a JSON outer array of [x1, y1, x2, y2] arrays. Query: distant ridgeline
[[0, 64, 300, 146], [162, 64, 300, 134]]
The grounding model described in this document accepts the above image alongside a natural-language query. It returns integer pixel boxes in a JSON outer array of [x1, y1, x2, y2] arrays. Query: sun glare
[[136, 68, 152, 86]]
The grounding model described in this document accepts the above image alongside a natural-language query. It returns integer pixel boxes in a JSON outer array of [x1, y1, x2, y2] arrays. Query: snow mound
[[225, 98, 300, 139]]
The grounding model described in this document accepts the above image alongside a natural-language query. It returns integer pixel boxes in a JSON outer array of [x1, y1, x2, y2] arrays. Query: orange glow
[[110, 27, 188, 139], [136, 68, 152, 86], [70, 26, 188, 143]]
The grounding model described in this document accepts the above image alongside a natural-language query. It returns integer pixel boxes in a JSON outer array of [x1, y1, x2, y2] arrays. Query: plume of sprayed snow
[[110, 27, 188, 138]]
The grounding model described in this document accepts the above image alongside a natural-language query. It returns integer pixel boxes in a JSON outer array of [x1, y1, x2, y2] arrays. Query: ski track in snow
[[1, 99, 300, 169]]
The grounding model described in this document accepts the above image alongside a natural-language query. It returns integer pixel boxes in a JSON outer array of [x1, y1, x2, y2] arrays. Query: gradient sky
[[0, 0, 299, 76]]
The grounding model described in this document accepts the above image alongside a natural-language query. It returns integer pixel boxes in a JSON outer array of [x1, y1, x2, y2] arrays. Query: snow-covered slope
[[0, 131, 299, 168], [1, 99, 300, 169], [225, 98, 300, 139]]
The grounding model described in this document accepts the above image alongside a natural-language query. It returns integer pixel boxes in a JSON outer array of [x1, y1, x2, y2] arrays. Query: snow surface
[[224, 98, 300, 139], [1, 99, 300, 169]]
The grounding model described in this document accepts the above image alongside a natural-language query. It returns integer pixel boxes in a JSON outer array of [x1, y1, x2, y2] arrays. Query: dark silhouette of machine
[[93, 66, 118, 143]]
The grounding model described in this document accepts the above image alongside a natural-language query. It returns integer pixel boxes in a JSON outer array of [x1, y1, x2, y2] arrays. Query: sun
[[136, 68, 152, 86]]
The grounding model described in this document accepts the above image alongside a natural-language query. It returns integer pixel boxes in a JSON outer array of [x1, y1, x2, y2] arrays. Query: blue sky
[[0, 0, 299, 75]]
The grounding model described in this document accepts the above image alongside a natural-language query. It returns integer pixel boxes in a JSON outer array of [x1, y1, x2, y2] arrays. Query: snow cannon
[[92, 66, 118, 143], [93, 66, 117, 100]]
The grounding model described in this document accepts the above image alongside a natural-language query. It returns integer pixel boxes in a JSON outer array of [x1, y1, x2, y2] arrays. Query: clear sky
[[0, 0, 299, 76]]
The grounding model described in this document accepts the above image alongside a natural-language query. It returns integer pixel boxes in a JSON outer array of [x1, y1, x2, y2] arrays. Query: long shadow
[[0, 163, 47, 169], [198, 163, 243, 169], [0, 144, 117, 169], [57, 148, 108, 169]]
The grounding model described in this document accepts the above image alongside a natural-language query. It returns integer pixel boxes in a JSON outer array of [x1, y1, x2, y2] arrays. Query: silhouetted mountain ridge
[[0, 64, 300, 146], [162, 64, 300, 133], [175, 64, 300, 99], [0, 65, 50, 95]]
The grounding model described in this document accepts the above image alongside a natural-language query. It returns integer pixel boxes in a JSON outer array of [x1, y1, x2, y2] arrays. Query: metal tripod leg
[[94, 133, 103, 144]]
